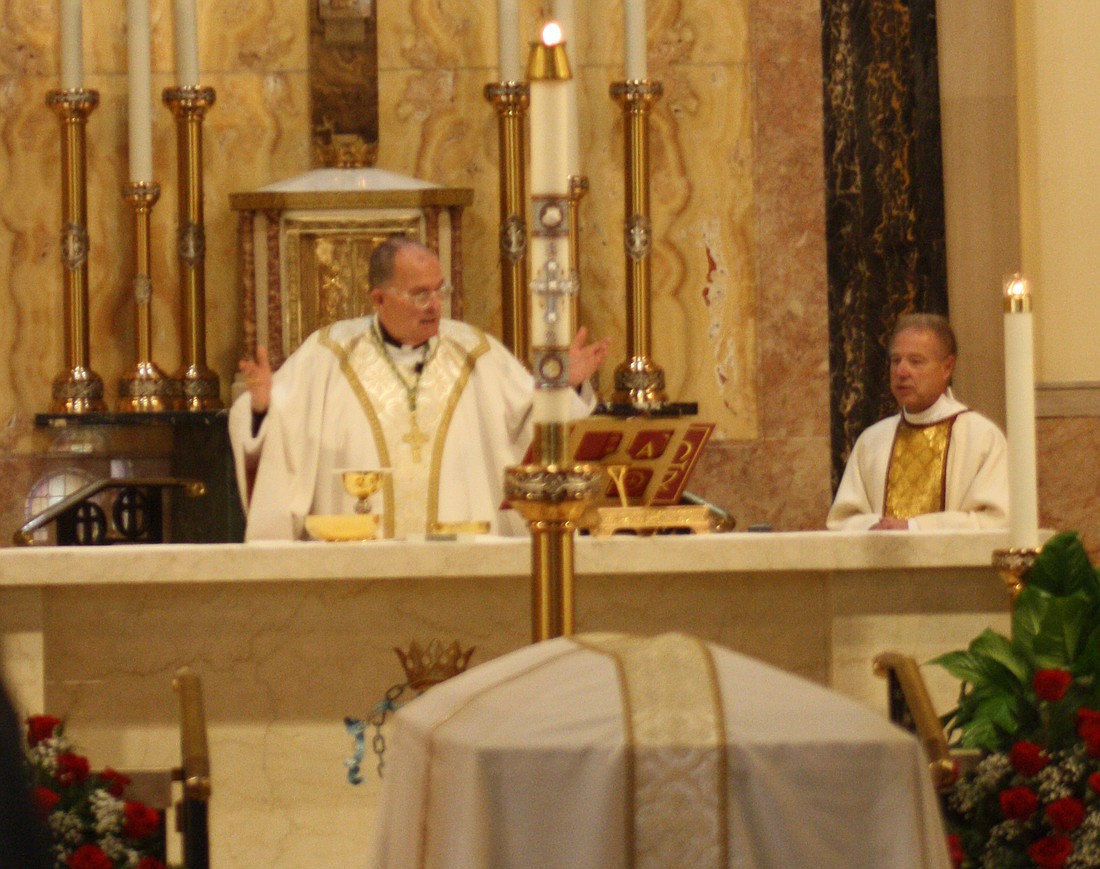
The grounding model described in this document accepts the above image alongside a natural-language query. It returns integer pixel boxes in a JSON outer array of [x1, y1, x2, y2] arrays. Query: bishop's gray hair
[[368, 236, 432, 289]]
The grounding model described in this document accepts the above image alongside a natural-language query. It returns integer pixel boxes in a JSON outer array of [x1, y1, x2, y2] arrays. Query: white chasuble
[[229, 316, 592, 541], [827, 392, 1009, 531]]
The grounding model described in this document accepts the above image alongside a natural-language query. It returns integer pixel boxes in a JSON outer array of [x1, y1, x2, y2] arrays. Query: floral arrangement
[[24, 714, 167, 869], [934, 531, 1100, 868]]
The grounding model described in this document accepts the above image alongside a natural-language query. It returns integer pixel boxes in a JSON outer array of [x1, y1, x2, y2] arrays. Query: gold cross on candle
[[403, 415, 429, 463]]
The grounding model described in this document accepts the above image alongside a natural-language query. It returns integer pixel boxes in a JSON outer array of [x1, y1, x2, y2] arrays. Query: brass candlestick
[[118, 182, 176, 412], [485, 81, 531, 364], [506, 462, 603, 640], [47, 89, 106, 413], [610, 80, 667, 410], [164, 86, 222, 410]]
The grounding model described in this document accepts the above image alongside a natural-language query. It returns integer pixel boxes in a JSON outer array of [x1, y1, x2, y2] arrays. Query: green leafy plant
[[932, 531, 1100, 868]]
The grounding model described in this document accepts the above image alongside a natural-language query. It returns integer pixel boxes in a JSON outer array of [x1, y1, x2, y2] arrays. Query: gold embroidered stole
[[576, 633, 728, 869], [884, 413, 962, 519], [320, 323, 488, 537]]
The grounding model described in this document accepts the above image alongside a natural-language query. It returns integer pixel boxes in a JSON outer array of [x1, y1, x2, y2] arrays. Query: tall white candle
[[529, 25, 570, 197], [498, 0, 521, 82], [1004, 275, 1040, 549], [60, 0, 83, 90], [624, 0, 646, 81], [528, 23, 574, 424], [127, 0, 153, 182], [173, 0, 200, 88], [553, 0, 579, 177]]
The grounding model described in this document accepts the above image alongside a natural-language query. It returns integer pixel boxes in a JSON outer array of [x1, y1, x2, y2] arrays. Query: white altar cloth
[[372, 633, 951, 869]]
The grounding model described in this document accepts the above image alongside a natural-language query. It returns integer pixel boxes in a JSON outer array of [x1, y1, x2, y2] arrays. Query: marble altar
[[0, 530, 1013, 867]]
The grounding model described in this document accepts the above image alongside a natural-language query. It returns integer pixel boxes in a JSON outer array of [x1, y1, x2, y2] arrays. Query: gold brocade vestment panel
[[321, 325, 485, 537], [883, 414, 960, 519]]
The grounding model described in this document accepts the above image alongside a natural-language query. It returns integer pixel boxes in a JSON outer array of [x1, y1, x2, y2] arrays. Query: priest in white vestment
[[229, 238, 610, 540], [828, 313, 1009, 531]]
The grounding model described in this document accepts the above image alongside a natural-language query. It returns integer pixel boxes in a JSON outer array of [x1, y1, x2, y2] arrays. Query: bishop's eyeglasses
[[388, 282, 453, 309]]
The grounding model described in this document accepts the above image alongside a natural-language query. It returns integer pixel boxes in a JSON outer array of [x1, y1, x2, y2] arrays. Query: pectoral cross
[[403, 414, 429, 463]]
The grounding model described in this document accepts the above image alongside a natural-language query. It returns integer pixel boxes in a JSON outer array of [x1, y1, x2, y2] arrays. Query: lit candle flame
[[542, 21, 564, 47], [1005, 273, 1029, 300]]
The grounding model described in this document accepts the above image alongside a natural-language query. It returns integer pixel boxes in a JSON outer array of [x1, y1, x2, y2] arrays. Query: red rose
[[67, 844, 113, 869], [1089, 771, 1100, 794], [99, 767, 132, 797], [1000, 785, 1040, 820], [135, 859, 168, 869], [26, 714, 62, 747], [1077, 709, 1100, 755], [1047, 797, 1087, 832], [1009, 740, 1050, 776], [1033, 668, 1073, 702], [56, 752, 90, 786], [947, 833, 964, 868], [1027, 835, 1074, 869], [123, 800, 161, 839], [33, 786, 60, 820]]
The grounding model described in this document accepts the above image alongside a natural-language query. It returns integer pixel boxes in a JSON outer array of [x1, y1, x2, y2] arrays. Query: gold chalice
[[341, 469, 390, 515]]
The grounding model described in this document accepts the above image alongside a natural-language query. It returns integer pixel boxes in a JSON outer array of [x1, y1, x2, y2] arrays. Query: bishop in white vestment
[[827, 314, 1009, 531], [229, 238, 609, 540]]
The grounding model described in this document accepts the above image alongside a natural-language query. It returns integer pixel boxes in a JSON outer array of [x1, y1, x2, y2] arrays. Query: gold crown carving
[[394, 639, 476, 692]]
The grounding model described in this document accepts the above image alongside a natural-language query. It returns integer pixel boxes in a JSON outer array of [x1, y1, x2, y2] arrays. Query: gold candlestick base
[[505, 463, 604, 641], [992, 547, 1039, 599], [611, 355, 667, 409], [51, 366, 106, 414], [118, 361, 178, 413], [175, 363, 223, 411]]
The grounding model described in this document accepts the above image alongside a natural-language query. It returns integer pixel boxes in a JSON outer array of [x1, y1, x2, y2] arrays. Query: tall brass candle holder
[[47, 89, 106, 413], [118, 181, 176, 412], [484, 81, 531, 364], [609, 79, 667, 410], [505, 32, 602, 643], [164, 85, 222, 410]]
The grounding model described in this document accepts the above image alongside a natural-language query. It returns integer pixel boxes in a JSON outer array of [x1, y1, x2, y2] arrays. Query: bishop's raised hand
[[239, 344, 273, 413]]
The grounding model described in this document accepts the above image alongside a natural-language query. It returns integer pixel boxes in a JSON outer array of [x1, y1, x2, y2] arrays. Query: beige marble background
[[0, 0, 833, 532]]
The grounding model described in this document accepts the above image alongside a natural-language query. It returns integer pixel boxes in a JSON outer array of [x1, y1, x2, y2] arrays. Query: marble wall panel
[[1038, 417, 1100, 560], [751, 0, 830, 442], [691, 435, 832, 531]]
